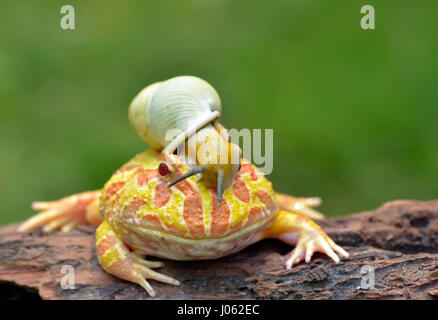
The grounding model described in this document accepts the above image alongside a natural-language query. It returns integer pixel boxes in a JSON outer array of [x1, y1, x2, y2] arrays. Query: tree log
[[1, 200, 438, 300]]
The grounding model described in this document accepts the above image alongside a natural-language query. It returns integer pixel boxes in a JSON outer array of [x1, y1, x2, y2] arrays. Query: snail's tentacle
[[217, 169, 224, 204], [167, 166, 206, 188]]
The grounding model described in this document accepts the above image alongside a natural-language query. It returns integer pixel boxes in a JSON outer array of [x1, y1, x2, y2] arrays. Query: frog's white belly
[[120, 214, 276, 260]]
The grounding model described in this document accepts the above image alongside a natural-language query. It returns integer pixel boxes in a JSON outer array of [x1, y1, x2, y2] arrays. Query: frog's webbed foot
[[96, 220, 179, 297], [18, 190, 101, 233], [274, 192, 325, 220], [264, 211, 349, 268]]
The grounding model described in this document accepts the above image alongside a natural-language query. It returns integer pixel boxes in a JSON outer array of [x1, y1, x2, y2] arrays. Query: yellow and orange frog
[[19, 76, 348, 297]]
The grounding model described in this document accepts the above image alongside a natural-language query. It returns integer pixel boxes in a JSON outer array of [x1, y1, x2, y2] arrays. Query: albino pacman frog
[[19, 76, 348, 297]]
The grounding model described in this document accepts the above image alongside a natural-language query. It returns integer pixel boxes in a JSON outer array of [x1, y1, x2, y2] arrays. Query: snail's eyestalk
[[167, 166, 206, 188], [217, 169, 224, 205]]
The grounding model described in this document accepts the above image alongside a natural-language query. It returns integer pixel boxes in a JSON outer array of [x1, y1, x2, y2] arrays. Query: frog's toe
[[133, 254, 165, 268], [285, 245, 306, 269], [274, 193, 325, 220], [326, 236, 350, 259], [137, 278, 156, 297], [60, 219, 81, 232], [139, 265, 180, 286], [135, 265, 180, 297], [285, 231, 347, 269], [42, 216, 72, 232], [19, 207, 66, 232]]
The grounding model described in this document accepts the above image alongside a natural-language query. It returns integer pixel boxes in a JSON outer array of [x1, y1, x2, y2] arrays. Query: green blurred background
[[0, 0, 437, 224]]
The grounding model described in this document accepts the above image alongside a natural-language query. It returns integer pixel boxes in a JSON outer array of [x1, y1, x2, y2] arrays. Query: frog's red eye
[[159, 162, 170, 176]]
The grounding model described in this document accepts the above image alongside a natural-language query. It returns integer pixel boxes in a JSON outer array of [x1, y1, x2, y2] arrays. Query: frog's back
[[100, 149, 278, 260]]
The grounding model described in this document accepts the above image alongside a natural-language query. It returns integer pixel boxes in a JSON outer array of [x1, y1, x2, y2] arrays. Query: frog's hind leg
[[274, 192, 325, 220], [263, 210, 348, 269], [96, 220, 179, 297], [18, 190, 102, 232]]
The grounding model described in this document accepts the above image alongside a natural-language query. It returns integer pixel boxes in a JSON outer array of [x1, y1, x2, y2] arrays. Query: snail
[[128, 75, 242, 203]]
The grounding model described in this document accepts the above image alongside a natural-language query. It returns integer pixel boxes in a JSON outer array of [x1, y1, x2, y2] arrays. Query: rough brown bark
[[1, 199, 438, 300]]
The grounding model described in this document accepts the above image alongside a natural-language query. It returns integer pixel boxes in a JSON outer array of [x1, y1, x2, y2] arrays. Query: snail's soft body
[[19, 76, 348, 297]]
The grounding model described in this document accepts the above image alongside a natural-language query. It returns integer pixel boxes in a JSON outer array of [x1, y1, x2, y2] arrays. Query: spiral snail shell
[[129, 75, 241, 203], [129, 75, 222, 154]]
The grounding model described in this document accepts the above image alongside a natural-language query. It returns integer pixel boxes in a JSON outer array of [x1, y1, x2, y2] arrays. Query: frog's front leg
[[96, 220, 179, 297], [19, 190, 102, 232], [263, 211, 349, 268]]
